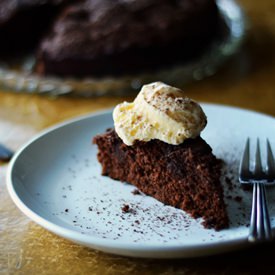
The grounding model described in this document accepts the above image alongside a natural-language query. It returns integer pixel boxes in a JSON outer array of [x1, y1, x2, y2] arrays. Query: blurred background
[[0, 0, 274, 131]]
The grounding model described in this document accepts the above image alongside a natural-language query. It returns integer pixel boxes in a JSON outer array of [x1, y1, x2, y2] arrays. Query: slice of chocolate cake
[[94, 129, 228, 230], [93, 82, 229, 230]]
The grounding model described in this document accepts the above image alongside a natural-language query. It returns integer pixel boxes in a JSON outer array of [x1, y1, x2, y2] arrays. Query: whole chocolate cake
[[0, 0, 222, 77], [93, 82, 229, 230], [36, 0, 220, 77]]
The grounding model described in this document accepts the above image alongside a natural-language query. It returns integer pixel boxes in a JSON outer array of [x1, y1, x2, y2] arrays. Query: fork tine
[[254, 138, 263, 179], [239, 138, 250, 181], [267, 139, 275, 180]]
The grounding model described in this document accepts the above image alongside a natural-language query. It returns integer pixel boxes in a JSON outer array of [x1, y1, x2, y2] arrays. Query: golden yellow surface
[[1, 0, 275, 274]]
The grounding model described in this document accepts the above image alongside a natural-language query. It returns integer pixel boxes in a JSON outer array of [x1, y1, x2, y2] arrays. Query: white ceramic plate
[[7, 104, 275, 258]]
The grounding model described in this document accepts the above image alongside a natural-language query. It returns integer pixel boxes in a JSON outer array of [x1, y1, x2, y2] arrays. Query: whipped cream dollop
[[113, 82, 207, 146]]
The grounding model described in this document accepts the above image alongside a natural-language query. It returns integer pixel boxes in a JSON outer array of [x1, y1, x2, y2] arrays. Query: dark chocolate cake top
[[39, 0, 218, 60]]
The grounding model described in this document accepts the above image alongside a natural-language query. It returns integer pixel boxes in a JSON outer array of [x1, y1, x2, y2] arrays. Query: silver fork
[[239, 138, 275, 242]]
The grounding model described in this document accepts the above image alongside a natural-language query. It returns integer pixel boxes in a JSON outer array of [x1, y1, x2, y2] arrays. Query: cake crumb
[[132, 189, 141, 195], [225, 176, 233, 191], [121, 204, 130, 213], [234, 196, 242, 202], [121, 204, 137, 214]]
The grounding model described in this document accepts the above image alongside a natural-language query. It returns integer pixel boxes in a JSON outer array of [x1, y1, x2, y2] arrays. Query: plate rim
[[6, 103, 275, 258]]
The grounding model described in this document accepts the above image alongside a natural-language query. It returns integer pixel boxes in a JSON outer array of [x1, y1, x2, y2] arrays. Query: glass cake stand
[[0, 0, 245, 97]]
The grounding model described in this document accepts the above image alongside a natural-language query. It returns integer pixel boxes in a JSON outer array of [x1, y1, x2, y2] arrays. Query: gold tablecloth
[[1, 0, 275, 274]]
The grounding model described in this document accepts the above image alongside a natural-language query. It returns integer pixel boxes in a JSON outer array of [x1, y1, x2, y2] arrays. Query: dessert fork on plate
[[239, 138, 275, 242]]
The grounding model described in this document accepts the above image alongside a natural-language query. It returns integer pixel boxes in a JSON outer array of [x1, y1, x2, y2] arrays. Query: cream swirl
[[113, 82, 207, 145]]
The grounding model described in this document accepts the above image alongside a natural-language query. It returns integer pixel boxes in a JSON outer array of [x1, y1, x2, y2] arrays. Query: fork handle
[[249, 182, 272, 242]]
